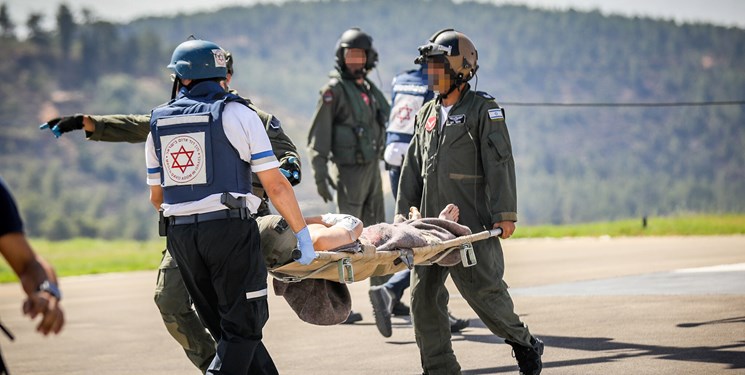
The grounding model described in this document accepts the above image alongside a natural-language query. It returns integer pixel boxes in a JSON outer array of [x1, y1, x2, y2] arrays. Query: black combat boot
[[505, 336, 544, 375]]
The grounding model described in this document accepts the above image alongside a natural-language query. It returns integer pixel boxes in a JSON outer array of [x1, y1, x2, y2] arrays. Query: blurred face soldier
[[307, 27, 389, 224], [343, 48, 368, 80], [395, 29, 545, 375], [424, 57, 450, 94], [416, 30, 478, 105], [307, 28, 392, 323]]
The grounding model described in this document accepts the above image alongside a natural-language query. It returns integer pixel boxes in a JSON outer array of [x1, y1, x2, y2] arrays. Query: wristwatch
[[36, 280, 62, 301]]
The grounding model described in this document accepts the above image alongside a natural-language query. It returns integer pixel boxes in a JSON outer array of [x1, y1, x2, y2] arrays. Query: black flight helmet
[[335, 27, 378, 77]]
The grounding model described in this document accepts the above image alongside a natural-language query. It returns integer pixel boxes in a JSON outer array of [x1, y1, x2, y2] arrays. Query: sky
[[4, 0, 745, 35]]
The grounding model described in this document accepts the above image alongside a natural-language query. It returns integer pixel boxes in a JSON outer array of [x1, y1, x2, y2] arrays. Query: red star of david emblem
[[170, 145, 195, 173], [395, 106, 413, 122]]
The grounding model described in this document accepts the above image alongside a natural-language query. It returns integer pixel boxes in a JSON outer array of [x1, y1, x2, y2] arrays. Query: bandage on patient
[[321, 214, 362, 234]]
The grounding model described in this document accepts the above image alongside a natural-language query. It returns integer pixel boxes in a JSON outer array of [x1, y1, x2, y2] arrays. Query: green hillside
[[0, 0, 743, 240]]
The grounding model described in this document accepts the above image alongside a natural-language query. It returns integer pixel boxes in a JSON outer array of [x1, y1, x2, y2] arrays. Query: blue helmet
[[167, 39, 228, 80]]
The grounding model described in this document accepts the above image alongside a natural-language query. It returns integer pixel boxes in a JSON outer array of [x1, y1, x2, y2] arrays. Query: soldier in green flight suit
[[40, 52, 301, 373], [396, 29, 544, 375], [307, 27, 390, 226], [307, 28, 392, 322]]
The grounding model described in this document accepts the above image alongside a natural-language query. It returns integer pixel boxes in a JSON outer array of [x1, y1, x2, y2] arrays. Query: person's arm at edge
[[0, 233, 64, 335]]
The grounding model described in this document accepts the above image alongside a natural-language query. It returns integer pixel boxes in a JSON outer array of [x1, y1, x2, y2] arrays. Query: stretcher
[[269, 227, 503, 284]]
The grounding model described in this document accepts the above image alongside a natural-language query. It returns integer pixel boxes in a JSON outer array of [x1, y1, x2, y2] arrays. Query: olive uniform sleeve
[[86, 114, 152, 143], [248, 105, 301, 216], [307, 84, 338, 184], [395, 114, 424, 216], [252, 106, 300, 163], [479, 102, 518, 223]]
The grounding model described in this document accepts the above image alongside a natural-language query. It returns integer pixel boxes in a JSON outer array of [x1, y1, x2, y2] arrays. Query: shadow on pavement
[[677, 315, 745, 328], [460, 334, 745, 374]]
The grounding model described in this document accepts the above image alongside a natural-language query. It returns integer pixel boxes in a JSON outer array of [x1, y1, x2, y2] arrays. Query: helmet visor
[[415, 42, 452, 64]]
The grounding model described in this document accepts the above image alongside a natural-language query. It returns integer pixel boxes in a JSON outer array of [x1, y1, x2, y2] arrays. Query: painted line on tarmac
[[509, 263, 745, 296], [674, 262, 745, 273]]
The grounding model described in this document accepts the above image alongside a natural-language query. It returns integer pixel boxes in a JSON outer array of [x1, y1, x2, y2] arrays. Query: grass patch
[[514, 214, 745, 238], [1, 215, 742, 283], [0, 238, 165, 283]]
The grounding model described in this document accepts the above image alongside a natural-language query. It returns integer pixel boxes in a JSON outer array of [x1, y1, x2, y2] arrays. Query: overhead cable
[[500, 100, 745, 107]]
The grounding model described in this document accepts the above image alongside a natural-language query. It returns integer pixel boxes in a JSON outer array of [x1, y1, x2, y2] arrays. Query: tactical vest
[[150, 81, 253, 204], [331, 74, 387, 166]]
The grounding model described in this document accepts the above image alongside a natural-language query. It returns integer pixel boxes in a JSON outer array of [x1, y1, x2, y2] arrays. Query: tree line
[[0, 0, 743, 240]]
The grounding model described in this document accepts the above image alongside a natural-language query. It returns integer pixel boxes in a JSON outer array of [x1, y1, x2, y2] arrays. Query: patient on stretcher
[[259, 204, 467, 269], [265, 204, 468, 326]]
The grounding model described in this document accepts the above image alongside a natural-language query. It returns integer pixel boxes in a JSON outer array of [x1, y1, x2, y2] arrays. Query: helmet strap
[[170, 78, 181, 100]]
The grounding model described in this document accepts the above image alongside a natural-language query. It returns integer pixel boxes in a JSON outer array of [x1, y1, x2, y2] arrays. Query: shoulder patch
[[269, 116, 281, 130], [322, 89, 334, 103], [425, 116, 437, 132], [488, 108, 505, 120], [475, 91, 495, 100]]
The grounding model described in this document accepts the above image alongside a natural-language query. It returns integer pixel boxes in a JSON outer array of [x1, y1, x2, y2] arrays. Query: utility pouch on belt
[[158, 210, 168, 237]]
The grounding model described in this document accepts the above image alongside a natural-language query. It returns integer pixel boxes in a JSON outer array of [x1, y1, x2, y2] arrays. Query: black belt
[[168, 208, 251, 226]]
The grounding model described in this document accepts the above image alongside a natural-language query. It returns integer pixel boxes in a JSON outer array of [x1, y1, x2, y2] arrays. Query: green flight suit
[[86, 101, 299, 374], [396, 86, 533, 374], [307, 69, 390, 226]]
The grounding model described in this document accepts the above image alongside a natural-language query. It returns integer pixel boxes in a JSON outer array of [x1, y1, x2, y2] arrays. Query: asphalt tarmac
[[0, 235, 743, 374]]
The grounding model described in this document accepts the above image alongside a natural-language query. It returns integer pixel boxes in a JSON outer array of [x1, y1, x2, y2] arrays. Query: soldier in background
[[307, 27, 391, 323]]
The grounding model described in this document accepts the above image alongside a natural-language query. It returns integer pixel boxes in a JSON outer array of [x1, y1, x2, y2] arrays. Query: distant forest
[[0, 0, 743, 240]]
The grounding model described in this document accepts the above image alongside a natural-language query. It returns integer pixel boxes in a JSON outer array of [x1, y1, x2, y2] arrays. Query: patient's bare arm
[[307, 214, 363, 251]]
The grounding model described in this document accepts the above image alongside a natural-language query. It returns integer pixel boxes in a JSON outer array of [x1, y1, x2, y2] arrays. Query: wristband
[[37, 280, 62, 301]]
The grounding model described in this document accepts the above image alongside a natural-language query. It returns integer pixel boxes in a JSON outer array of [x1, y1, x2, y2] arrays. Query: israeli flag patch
[[488, 108, 504, 120]]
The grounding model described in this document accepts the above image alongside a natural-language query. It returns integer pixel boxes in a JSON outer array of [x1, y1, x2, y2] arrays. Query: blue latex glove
[[293, 226, 316, 265], [39, 123, 63, 138]]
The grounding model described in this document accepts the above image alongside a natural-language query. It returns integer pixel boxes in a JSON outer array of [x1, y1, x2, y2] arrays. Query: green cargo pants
[[334, 161, 385, 226], [410, 236, 533, 374], [154, 249, 216, 373]]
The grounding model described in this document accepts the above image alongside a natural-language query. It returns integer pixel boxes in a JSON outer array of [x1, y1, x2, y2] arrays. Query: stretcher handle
[[409, 227, 503, 254]]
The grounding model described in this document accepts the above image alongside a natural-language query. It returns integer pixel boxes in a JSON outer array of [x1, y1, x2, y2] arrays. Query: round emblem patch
[[164, 135, 205, 184]]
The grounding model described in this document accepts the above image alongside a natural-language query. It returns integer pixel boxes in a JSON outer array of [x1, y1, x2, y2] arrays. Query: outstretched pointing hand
[[39, 115, 84, 138]]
